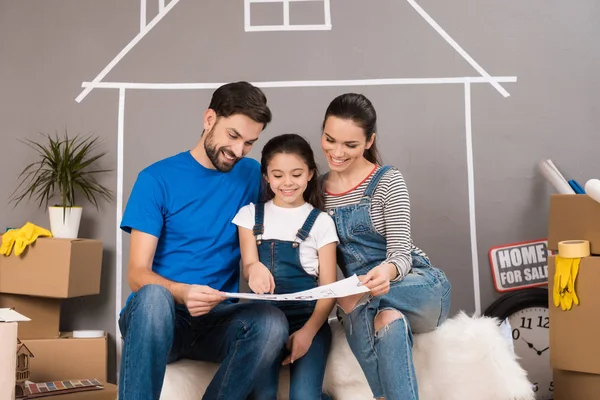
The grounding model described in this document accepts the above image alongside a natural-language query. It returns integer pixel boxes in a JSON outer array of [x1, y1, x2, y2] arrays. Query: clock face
[[508, 307, 553, 400]]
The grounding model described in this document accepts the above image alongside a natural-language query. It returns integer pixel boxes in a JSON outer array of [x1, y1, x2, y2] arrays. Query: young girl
[[320, 93, 452, 400], [232, 133, 339, 400]]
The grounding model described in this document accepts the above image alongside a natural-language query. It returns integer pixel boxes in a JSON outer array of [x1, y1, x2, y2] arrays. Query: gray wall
[[2, 0, 599, 383]]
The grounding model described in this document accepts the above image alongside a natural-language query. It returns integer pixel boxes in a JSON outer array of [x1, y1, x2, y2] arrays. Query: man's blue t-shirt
[[120, 151, 261, 295]]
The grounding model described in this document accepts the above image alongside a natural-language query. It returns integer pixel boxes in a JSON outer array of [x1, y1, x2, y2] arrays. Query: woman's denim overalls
[[325, 165, 452, 400], [249, 202, 332, 400]]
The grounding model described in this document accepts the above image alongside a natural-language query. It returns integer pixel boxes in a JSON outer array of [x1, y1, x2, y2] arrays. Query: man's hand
[[182, 285, 226, 317], [282, 327, 315, 365], [248, 262, 276, 294], [359, 263, 398, 297]]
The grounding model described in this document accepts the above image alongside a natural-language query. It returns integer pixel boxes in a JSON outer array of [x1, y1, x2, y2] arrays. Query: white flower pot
[[48, 206, 82, 239]]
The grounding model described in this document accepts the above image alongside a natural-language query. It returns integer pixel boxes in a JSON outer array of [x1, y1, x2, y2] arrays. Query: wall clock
[[484, 287, 553, 400]]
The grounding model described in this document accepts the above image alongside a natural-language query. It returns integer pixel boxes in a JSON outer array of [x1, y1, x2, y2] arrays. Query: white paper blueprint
[[223, 274, 370, 301]]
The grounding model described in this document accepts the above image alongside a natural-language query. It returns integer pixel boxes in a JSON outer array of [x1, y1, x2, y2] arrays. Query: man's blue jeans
[[118, 284, 289, 400], [249, 323, 332, 400]]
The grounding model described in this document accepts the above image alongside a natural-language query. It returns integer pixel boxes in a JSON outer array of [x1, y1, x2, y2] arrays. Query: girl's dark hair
[[322, 93, 382, 165], [260, 134, 324, 210]]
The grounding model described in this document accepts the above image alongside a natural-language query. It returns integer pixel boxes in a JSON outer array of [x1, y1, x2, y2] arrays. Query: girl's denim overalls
[[249, 202, 332, 400]]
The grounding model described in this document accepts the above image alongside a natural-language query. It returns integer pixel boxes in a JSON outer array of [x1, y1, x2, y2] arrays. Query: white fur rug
[[159, 312, 534, 400]]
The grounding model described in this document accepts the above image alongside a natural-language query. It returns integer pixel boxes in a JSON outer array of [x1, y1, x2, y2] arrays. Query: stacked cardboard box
[[0, 237, 116, 398], [547, 194, 600, 400]]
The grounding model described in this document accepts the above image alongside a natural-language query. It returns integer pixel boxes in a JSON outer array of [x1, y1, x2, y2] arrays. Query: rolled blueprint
[[585, 179, 600, 204], [538, 159, 575, 194]]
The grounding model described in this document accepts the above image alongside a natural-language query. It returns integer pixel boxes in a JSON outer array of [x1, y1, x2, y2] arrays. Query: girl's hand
[[282, 327, 315, 365], [248, 262, 275, 294], [360, 263, 398, 296]]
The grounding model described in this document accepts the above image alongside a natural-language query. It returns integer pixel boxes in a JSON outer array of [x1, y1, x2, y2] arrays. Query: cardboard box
[[21, 333, 107, 383], [548, 256, 600, 374], [0, 238, 103, 298], [0, 293, 61, 339], [554, 369, 600, 400], [47, 383, 117, 399], [0, 309, 31, 400], [548, 194, 600, 255], [0, 310, 21, 400]]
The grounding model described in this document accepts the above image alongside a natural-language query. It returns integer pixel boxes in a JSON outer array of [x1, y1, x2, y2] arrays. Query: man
[[118, 82, 289, 400]]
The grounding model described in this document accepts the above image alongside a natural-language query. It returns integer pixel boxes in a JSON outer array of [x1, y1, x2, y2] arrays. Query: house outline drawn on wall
[[244, 0, 333, 32], [73, 0, 517, 375]]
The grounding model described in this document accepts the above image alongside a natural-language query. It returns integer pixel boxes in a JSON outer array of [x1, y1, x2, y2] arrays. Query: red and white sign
[[489, 239, 554, 292]]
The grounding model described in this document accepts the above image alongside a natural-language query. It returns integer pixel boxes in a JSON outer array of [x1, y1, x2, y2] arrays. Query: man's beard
[[204, 128, 240, 172]]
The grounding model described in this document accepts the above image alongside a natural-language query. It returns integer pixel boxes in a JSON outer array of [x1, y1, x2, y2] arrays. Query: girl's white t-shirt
[[232, 201, 339, 277]]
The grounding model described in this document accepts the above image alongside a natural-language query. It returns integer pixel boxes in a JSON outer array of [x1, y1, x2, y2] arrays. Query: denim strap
[[295, 208, 321, 242], [252, 202, 265, 238], [362, 165, 392, 199]]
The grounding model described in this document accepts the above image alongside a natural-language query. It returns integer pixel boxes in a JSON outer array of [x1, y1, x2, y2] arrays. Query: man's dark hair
[[208, 81, 272, 129]]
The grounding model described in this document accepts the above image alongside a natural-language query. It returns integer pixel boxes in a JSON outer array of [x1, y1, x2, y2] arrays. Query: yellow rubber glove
[[568, 257, 580, 307], [13, 222, 53, 256], [561, 258, 573, 310], [0, 229, 19, 256], [553, 256, 581, 311], [553, 256, 571, 308]]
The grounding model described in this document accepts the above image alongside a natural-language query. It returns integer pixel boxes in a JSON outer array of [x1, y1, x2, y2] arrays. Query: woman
[[320, 93, 452, 400]]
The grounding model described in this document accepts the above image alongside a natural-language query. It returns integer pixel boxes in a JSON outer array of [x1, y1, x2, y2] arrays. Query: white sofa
[[160, 312, 535, 400]]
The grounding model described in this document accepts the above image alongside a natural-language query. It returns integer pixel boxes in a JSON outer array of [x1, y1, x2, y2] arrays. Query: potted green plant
[[9, 132, 114, 239]]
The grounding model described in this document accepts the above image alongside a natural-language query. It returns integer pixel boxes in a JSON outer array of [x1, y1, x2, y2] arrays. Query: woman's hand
[[247, 262, 275, 294], [282, 327, 316, 365], [359, 263, 398, 296]]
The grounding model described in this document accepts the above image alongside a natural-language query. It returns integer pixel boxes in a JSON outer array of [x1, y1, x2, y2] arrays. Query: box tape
[[558, 240, 590, 258]]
